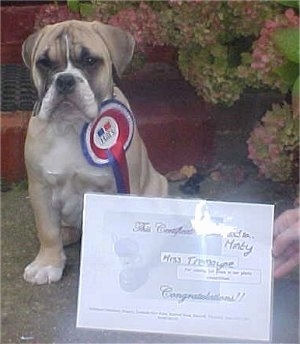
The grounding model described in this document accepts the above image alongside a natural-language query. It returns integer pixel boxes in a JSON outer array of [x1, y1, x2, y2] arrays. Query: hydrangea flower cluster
[[249, 9, 299, 93], [163, 1, 225, 48], [108, 2, 168, 51], [178, 45, 244, 106], [167, 1, 281, 105], [247, 102, 299, 182], [225, 1, 280, 38], [34, 4, 80, 31]]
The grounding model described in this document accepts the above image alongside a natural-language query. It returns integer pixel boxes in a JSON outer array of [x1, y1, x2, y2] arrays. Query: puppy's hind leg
[[61, 226, 81, 246], [24, 180, 66, 284]]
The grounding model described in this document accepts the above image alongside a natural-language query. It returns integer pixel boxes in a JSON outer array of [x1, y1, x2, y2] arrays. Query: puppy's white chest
[[39, 128, 115, 226], [42, 133, 83, 176], [44, 132, 114, 181]]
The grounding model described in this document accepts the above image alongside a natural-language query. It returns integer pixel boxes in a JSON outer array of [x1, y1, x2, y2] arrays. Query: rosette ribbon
[[81, 99, 134, 194]]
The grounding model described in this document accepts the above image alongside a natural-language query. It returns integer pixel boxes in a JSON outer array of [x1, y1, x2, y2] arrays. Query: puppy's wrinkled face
[[35, 30, 112, 122], [23, 21, 135, 123]]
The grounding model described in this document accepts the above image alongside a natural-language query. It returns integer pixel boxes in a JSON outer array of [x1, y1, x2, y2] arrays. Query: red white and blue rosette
[[81, 99, 134, 194]]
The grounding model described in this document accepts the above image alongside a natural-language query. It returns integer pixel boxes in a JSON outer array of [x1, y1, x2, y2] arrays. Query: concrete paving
[[2, 141, 299, 344], [2, 180, 299, 343]]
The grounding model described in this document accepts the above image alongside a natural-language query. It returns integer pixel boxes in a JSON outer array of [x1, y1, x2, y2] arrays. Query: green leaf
[[274, 61, 299, 87], [79, 2, 95, 18], [67, 0, 79, 12], [272, 28, 300, 63], [292, 75, 299, 98], [276, 0, 299, 9]]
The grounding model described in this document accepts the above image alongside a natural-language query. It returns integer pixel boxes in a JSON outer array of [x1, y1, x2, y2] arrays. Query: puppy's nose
[[56, 73, 76, 94]]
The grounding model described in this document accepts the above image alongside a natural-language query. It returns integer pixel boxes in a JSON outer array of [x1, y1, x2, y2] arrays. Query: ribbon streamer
[[106, 142, 130, 194]]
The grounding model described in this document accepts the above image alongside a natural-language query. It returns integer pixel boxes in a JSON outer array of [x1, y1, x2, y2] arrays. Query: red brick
[[133, 99, 214, 173], [123, 65, 215, 173], [1, 112, 31, 183], [1, 5, 38, 63], [0, 6, 36, 43]]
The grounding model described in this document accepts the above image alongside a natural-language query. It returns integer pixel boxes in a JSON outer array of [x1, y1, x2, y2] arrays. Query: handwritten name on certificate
[[77, 194, 274, 341]]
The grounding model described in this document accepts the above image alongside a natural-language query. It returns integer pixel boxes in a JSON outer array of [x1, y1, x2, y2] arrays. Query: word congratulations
[[160, 285, 245, 304]]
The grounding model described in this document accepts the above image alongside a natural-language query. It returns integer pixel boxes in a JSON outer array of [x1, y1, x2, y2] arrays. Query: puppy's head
[[22, 20, 135, 122]]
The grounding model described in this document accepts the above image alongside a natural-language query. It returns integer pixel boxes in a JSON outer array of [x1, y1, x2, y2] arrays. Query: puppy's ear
[[22, 31, 41, 68], [92, 22, 135, 77]]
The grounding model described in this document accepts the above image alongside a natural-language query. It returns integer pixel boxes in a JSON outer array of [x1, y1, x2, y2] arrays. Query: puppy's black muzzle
[[56, 73, 76, 95]]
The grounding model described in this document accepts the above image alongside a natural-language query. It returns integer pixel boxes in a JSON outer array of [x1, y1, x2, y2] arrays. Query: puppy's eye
[[36, 56, 53, 69], [83, 56, 100, 67]]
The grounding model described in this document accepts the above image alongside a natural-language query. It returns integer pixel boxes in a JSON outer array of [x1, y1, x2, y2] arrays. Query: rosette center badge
[[95, 116, 119, 150]]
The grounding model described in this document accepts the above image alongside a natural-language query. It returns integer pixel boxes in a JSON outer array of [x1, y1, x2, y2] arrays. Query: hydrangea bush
[[246, 4, 299, 184], [35, 1, 288, 106]]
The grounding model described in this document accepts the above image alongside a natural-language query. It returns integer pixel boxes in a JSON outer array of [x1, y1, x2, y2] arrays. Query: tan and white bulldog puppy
[[22, 20, 168, 285]]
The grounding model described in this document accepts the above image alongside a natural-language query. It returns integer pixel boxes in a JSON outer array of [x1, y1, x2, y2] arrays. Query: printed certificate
[[77, 194, 274, 341]]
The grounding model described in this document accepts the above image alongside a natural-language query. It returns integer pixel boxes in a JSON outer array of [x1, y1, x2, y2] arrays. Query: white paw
[[23, 261, 65, 285]]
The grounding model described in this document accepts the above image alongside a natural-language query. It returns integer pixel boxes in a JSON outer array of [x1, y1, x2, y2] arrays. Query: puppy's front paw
[[23, 256, 65, 285]]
